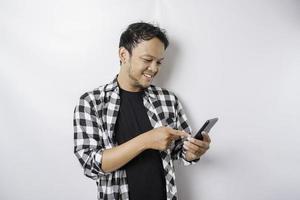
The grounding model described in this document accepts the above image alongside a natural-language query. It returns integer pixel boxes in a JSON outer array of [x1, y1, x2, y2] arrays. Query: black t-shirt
[[114, 87, 167, 200]]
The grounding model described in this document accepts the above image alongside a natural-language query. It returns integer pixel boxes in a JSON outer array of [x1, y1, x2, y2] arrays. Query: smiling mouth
[[143, 73, 153, 78]]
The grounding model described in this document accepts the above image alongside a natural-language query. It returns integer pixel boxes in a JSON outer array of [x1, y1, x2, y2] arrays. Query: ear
[[119, 47, 129, 65]]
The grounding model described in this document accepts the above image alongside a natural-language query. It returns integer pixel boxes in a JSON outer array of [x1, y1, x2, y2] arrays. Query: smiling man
[[73, 22, 211, 200]]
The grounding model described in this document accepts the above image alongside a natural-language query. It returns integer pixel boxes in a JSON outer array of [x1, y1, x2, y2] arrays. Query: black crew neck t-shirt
[[114, 87, 167, 200]]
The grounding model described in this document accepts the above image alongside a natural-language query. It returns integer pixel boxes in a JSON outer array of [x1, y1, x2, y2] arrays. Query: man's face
[[120, 37, 165, 91]]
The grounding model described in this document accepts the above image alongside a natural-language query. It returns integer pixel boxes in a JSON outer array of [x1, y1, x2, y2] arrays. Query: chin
[[139, 84, 150, 89], [137, 82, 151, 89]]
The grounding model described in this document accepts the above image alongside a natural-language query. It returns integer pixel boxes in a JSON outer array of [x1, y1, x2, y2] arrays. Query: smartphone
[[194, 118, 219, 140]]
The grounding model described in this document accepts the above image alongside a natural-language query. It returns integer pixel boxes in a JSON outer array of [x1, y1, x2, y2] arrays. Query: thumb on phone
[[202, 131, 211, 143]]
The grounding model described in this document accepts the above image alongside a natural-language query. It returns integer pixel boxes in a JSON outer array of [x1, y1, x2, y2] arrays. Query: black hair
[[119, 22, 169, 58]]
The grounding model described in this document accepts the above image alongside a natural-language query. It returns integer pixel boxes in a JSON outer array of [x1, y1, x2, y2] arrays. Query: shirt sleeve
[[171, 95, 200, 165], [73, 93, 109, 180]]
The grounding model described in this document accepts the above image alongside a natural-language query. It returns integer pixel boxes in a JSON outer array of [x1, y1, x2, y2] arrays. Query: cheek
[[133, 61, 148, 73], [129, 65, 143, 78]]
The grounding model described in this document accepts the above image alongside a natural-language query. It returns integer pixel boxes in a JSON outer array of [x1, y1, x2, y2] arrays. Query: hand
[[183, 132, 211, 161], [145, 126, 190, 151]]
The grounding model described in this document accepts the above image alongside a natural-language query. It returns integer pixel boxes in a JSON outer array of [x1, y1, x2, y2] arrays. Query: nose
[[148, 61, 159, 73]]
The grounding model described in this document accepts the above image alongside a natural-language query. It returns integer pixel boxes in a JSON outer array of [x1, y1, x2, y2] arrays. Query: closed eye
[[141, 58, 163, 65], [143, 59, 152, 63]]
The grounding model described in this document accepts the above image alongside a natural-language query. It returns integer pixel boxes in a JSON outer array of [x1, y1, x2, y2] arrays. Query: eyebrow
[[140, 55, 165, 61]]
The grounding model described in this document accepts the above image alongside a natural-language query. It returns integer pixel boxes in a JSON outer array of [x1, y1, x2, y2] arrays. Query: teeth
[[144, 74, 152, 78]]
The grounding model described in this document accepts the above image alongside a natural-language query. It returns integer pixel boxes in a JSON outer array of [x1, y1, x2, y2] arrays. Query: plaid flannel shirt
[[73, 75, 198, 200]]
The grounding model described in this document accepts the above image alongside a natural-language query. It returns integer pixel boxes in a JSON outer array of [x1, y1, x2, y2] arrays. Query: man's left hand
[[183, 132, 211, 161]]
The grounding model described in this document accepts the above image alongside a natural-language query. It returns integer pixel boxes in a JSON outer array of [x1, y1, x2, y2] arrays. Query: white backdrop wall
[[1, 0, 300, 200]]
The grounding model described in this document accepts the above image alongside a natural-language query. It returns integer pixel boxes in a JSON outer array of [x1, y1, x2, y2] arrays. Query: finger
[[184, 147, 205, 159], [184, 140, 209, 154], [183, 141, 199, 153], [202, 132, 211, 143], [170, 129, 190, 138], [187, 137, 202, 146], [185, 151, 199, 160], [187, 137, 209, 149]]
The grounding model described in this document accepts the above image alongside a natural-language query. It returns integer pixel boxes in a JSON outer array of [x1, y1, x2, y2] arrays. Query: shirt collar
[[104, 74, 156, 99]]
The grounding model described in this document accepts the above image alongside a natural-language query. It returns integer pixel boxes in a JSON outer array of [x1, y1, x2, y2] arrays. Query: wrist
[[137, 131, 151, 151]]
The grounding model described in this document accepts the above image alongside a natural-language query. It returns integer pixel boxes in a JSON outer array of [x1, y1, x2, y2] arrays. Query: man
[[73, 22, 211, 200]]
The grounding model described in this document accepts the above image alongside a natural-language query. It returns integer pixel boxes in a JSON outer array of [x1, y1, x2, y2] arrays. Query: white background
[[1, 0, 300, 199]]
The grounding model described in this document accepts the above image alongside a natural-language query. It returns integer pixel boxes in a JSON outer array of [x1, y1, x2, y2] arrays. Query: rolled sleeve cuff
[[94, 148, 110, 175]]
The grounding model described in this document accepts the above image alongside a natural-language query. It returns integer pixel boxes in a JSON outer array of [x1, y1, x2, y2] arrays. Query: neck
[[117, 71, 141, 92]]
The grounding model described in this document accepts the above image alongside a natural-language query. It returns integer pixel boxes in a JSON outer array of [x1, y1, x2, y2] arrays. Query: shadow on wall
[[153, 39, 181, 87]]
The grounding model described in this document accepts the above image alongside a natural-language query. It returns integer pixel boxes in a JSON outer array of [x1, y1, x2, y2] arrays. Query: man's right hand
[[144, 126, 190, 151], [102, 126, 190, 173]]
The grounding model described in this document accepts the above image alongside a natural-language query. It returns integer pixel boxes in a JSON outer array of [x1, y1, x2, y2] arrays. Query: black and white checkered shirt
[[73, 75, 198, 200]]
